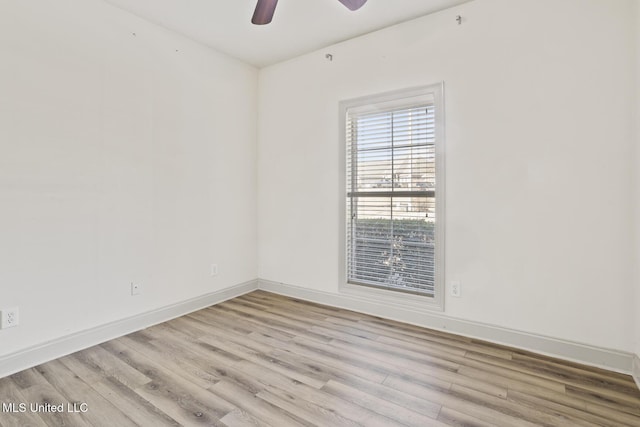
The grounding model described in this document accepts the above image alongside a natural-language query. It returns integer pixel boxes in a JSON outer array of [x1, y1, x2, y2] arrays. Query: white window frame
[[338, 84, 445, 311]]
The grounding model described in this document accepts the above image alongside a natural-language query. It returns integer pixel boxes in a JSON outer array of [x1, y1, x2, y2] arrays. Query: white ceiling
[[102, 0, 473, 67]]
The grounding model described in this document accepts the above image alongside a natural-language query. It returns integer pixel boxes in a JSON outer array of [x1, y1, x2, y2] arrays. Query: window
[[341, 84, 444, 308]]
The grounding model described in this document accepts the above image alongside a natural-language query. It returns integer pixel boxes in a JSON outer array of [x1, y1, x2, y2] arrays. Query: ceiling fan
[[252, 0, 367, 25]]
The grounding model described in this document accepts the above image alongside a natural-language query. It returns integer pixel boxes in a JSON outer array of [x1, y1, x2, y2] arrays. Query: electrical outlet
[[210, 264, 218, 277], [1, 307, 19, 329], [450, 281, 461, 297], [131, 282, 141, 296]]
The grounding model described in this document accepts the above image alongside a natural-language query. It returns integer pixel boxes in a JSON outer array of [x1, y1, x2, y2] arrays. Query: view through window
[[345, 86, 443, 299]]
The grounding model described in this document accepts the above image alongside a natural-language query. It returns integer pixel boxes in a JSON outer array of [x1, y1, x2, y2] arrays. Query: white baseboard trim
[[633, 354, 640, 390], [0, 280, 258, 379], [3, 278, 635, 382], [258, 279, 634, 375]]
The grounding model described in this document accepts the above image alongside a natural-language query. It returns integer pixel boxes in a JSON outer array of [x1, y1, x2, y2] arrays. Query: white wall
[[258, 0, 636, 352], [0, 0, 258, 356], [635, 0, 640, 363], [2, 0, 636, 371]]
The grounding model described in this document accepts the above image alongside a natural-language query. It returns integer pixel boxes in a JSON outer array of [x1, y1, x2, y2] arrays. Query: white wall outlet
[[450, 281, 461, 297], [1, 307, 19, 329], [131, 282, 141, 296], [210, 264, 218, 277]]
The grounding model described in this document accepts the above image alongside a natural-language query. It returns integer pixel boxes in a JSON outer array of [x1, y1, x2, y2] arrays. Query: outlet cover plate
[[450, 281, 461, 297], [1, 307, 19, 329], [131, 282, 142, 296]]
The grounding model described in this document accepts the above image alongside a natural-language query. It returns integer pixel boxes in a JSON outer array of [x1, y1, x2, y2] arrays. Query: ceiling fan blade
[[252, 0, 278, 25], [338, 0, 367, 11]]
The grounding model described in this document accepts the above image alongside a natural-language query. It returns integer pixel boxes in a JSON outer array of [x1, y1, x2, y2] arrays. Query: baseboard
[[633, 354, 640, 390], [0, 279, 258, 379], [3, 277, 634, 382], [258, 279, 634, 375]]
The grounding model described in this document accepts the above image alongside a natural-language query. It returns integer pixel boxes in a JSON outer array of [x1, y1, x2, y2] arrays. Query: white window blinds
[[346, 91, 439, 296]]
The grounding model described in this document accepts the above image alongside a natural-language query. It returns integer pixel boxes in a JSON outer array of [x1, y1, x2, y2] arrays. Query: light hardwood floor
[[1, 290, 639, 426]]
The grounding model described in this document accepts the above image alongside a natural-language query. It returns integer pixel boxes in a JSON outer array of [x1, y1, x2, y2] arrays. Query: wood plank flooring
[[1, 290, 639, 426]]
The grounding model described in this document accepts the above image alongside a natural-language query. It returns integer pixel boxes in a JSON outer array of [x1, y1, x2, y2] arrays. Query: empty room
[[1, 0, 640, 425]]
